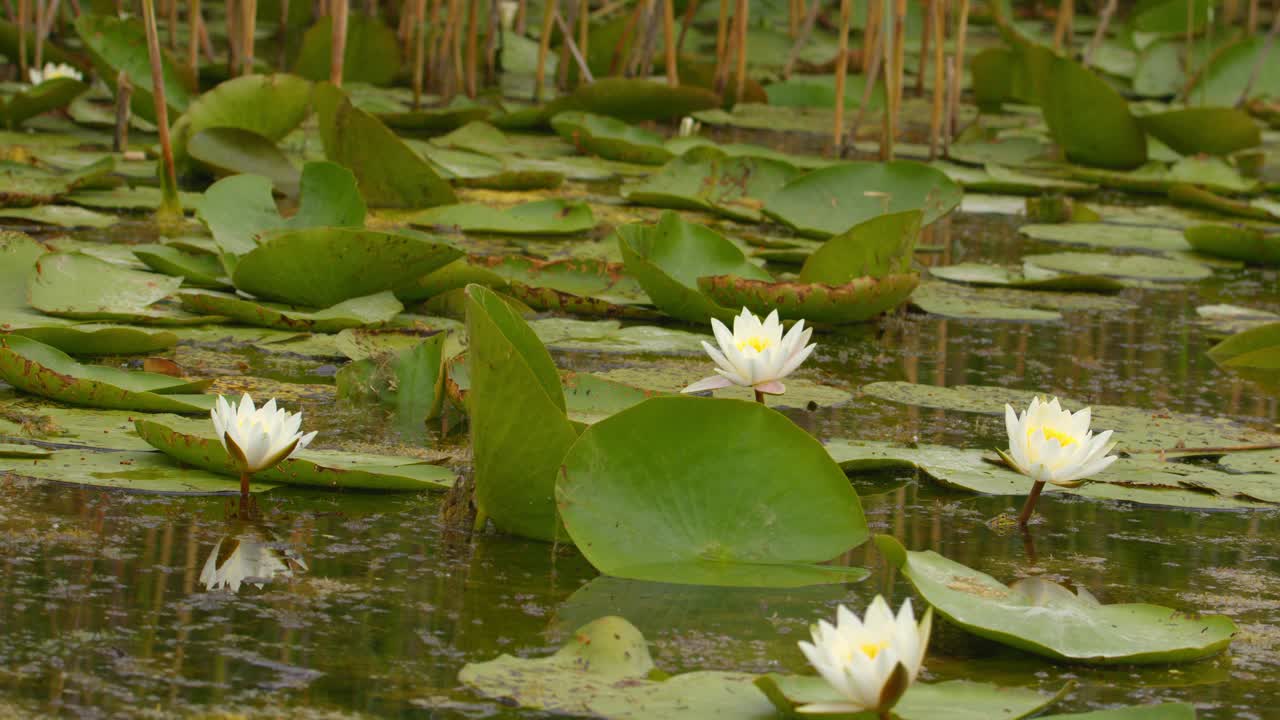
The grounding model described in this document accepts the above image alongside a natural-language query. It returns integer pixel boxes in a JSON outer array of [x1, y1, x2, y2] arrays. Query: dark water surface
[[3, 203, 1280, 718]]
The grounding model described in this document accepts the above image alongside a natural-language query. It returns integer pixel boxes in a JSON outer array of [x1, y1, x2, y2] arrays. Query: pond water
[[2, 204, 1277, 718]]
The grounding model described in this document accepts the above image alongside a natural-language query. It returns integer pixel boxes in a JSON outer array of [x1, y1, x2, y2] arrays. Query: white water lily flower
[[678, 116, 701, 137], [28, 62, 82, 85], [211, 394, 316, 474], [797, 596, 933, 714], [1000, 396, 1118, 488], [498, 0, 518, 30], [200, 531, 306, 593], [682, 308, 816, 395]]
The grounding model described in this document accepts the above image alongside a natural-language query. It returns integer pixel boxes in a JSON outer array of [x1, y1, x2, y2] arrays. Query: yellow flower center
[[736, 335, 772, 353], [839, 640, 889, 663], [1032, 426, 1077, 447]]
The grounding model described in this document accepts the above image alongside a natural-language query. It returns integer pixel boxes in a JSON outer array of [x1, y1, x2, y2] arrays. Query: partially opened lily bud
[[28, 62, 83, 85], [797, 596, 932, 715], [211, 394, 316, 475], [682, 308, 817, 397]]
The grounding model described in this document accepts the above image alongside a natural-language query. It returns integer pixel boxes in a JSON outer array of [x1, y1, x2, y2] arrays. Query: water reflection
[[199, 523, 307, 594]]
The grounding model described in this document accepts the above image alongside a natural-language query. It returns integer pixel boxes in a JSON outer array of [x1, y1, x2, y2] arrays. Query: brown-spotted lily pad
[[476, 255, 659, 320], [178, 290, 404, 332], [698, 273, 919, 325]]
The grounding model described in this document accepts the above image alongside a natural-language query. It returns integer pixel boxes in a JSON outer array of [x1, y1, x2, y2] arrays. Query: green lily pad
[[1207, 322, 1280, 391], [336, 331, 447, 430], [232, 227, 462, 308], [1024, 252, 1212, 283], [617, 212, 772, 324], [293, 14, 401, 86], [0, 450, 279, 495], [623, 147, 802, 222], [313, 82, 457, 209], [197, 161, 367, 256], [557, 396, 869, 587], [875, 535, 1237, 664], [762, 161, 962, 238], [178, 290, 402, 332], [0, 157, 117, 208], [530, 318, 709, 356], [700, 273, 920, 325], [1019, 223, 1192, 252], [0, 442, 51, 458], [595, 363, 851, 410], [27, 252, 218, 325], [859, 381, 1280, 452], [0, 398, 170, 451], [1167, 183, 1279, 221], [551, 111, 674, 165], [1185, 35, 1280, 106], [1184, 224, 1280, 266], [756, 676, 1070, 720], [132, 244, 228, 288], [1068, 157, 1261, 195], [1043, 706, 1196, 720], [74, 14, 192, 124], [0, 77, 89, 129], [1138, 107, 1262, 156], [0, 204, 116, 228], [188, 127, 300, 193], [378, 97, 493, 131], [7, 325, 179, 356], [134, 415, 454, 491], [1041, 55, 1147, 170], [407, 199, 595, 236], [459, 616, 777, 719], [799, 210, 921, 284], [171, 73, 313, 165], [466, 284, 580, 541], [538, 77, 721, 124], [928, 263, 1124, 292], [0, 335, 214, 413], [936, 161, 1097, 196], [478, 255, 658, 320]]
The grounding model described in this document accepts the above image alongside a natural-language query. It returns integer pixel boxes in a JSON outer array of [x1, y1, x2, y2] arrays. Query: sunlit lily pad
[[7, 325, 179, 356], [558, 396, 869, 587], [624, 147, 802, 222], [928, 263, 1124, 292], [551, 111, 674, 165], [762, 161, 962, 238], [875, 536, 1237, 664], [0, 449, 279, 494], [0, 442, 51, 458], [459, 616, 777, 719], [406, 199, 595, 235], [134, 415, 454, 491], [466, 284, 580, 541], [0, 335, 214, 413], [756, 675, 1071, 720], [1024, 252, 1212, 283], [178, 290, 403, 332], [28, 252, 217, 325], [232, 227, 462, 307], [617, 212, 772, 323]]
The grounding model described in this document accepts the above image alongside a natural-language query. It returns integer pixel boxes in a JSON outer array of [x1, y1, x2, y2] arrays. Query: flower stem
[[754, 389, 765, 404], [1017, 480, 1045, 528], [879, 711, 893, 720]]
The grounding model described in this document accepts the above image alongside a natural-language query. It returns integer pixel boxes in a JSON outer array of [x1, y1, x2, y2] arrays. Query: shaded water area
[[2, 195, 1279, 717]]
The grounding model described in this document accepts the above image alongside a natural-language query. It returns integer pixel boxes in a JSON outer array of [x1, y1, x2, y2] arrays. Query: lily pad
[[197, 161, 367, 256], [595, 363, 851, 410], [232, 227, 462, 308], [313, 82, 457, 209], [0, 442, 51, 458], [134, 415, 454, 491], [799, 210, 921, 284], [623, 147, 802, 222], [1041, 55, 1147, 170], [928, 263, 1124, 292], [0, 449, 279, 494], [74, 14, 192, 124], [6, 325, 179, 356], [131, 244, 228, 288], [0, 335, 214, 413], [466, 284, 580, 541], [756, 676, 1070, 720], [1184, 224, 1280, 266], [551, 111, 674, 165], [0, 77, 89, 129], [1019, 223, 1191, 252], [1185, 35, 1280, 106], [875, 535, 1237, 664], [557, 396, 869, 587], [188, 127, 300, 193], [1024, 252, 1212, 283], [539, 77, 721, 124], [762, 161, 962, 238], [293, 14, 401, 86], [700, 273, 920, 325], [336, 334, 447, 430], [936, 161, 1097, 196], [477, 255, 658, 320], [458, 616, 777, 719], [178, 290, 402, 332], [0, 157, 117, 208], [1138, 107, 1262, 156], [171, 73, 314, 165], [617, 212, 772, 324], [27, 252, 217, 325], [0, 204, 116, 228], [530, 318, 709, 356], [407, 199, 595, 236], [1207, 322, 1280, 391]]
